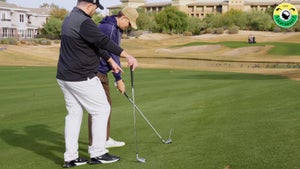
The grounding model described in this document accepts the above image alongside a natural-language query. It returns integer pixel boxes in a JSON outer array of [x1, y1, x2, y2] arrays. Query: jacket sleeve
[[98, 49, 111, 61], [99, 23, 122, 81], [112, 71, 122, 81], [79, 19, 124, 57]]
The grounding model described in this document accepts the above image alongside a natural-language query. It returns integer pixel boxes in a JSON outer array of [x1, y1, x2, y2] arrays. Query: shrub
[[54, 40, 60, 44], [228, 26, 239, 34], [136, 8, 156, 31], [273, 27, 282, 32], [214, 27, 224, 34], [183, 31, 193, 36], [155, 6, 188, 34], [187, 17, 206, 35], [246, 11, 273, 31], [206, 28, 213, 34], [129, 30, 144, 37], [1, 38, 17, 45], [223, 9, 247, 29], [293, 21, 300, 32], [31, 38, 52, 45], [43, 17, 63, 39], [20, 40, 27, 44], [200, 30, 206, 35], [40, 39, 52, 45]]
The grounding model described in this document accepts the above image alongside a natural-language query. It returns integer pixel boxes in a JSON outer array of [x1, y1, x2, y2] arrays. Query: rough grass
[[171, 41, 300, 56], [0, 31, 300, 81], [1, 31, 299, 67]]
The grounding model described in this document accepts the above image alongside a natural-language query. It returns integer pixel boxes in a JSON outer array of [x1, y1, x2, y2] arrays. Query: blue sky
[[6, 0, 170, 15], [6, 0, 121, 14]]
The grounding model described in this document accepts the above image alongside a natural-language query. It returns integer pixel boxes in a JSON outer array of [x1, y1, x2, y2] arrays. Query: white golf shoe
[[105, 137, 125, 148]]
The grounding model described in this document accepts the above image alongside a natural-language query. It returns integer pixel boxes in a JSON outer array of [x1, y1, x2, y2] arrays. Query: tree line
[[42, 6, 300, 39]]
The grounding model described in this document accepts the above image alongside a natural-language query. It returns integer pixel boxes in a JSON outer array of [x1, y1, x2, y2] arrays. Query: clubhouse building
[[109, 0, 300, 19]]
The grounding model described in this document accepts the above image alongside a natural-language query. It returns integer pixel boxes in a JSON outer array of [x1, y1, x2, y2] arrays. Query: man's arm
[[99, 49, 123, 74], [80, 19, 137, 70]]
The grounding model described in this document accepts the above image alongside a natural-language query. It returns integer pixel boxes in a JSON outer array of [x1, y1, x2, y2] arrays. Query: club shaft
[[132, 89, 139, 156], [130, 67, 141, 160], [124, 92, 164, 141]]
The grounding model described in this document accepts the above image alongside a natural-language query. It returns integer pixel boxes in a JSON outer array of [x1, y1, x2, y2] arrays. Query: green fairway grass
[[1, 66, 300, 169]]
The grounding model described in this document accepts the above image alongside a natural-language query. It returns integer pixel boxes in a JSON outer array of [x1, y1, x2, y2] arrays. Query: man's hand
[[107, 58, 123, 73], [120, 50, 138, 71], [116, 80, 125, 94]]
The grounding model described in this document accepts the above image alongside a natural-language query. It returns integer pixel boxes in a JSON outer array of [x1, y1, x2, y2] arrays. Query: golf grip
[[130, 66, 134, 88]]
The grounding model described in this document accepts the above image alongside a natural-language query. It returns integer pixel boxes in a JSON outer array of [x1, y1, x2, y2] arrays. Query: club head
[[137, 157, 146, 163], [163, 138, 172, 144], [163, 128, 173, 144]]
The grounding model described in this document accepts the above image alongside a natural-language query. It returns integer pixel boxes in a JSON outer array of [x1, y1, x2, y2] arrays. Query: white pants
[[57, 77, 110, 161]]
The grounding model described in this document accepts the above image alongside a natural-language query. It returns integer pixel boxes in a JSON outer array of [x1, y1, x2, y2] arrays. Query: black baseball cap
[[79, 0, 104, 10]]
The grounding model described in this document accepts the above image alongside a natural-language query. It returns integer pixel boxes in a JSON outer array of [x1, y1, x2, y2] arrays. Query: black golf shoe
[[89, 153, 120, 164], [63, 157, 88, 168]]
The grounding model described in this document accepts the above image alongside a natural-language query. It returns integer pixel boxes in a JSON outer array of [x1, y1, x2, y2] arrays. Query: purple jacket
[[97, 15, 123, 81]]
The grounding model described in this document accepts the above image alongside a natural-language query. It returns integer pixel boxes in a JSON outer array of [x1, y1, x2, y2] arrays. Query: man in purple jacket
[[88, 7, 139, 148]]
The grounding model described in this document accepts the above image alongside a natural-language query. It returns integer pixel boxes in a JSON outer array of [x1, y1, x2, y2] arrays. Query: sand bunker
[[155, 45, 269, 58], [222, 46, 267, 57], [155, 45, 222, 54]]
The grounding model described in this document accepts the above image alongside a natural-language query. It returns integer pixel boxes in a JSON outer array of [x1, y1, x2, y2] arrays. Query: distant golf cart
[[248, 34, 256, 44]]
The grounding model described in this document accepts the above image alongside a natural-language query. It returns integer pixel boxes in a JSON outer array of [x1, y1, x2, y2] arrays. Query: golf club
[[123, 67, 173, 145], [130, 66, 146, 163], [124, 92, 173, 144]]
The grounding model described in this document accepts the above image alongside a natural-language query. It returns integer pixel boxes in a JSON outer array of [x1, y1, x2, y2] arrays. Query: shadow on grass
[[0, 124, 64, 165]]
